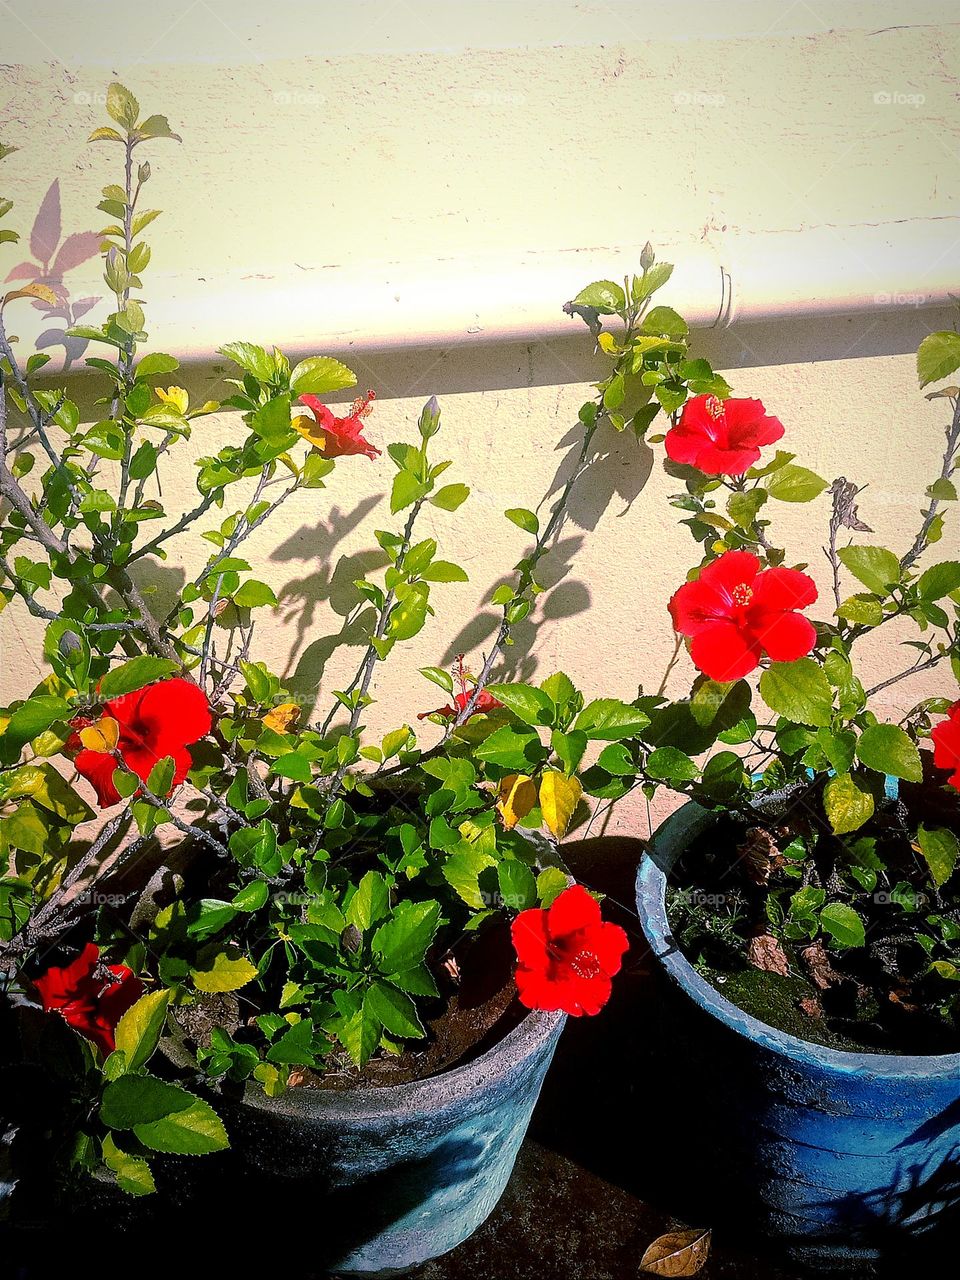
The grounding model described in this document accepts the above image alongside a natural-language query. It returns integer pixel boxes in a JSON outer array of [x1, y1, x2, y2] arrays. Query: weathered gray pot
[[223, 1007, 565, 1275]]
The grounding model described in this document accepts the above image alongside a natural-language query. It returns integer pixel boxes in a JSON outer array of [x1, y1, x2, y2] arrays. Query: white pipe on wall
[[22, 218, 960, 366]]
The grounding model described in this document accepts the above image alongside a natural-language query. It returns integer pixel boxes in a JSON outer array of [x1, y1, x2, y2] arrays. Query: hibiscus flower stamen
[[570, 948, 602, 980], [704, 394, 723, 420], [731, 582, 754, 607], [351, 389, 376, 419]]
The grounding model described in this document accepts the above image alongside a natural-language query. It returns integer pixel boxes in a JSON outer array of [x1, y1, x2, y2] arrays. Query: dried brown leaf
[[800, 941, 842, 991], [738, 826, 781, 885], [747, 932, 790, 977], [640, 1228, 711, 1277]]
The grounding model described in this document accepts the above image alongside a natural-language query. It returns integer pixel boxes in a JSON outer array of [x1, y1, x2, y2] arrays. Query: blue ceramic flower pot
[[635, 800, 960, 1270], [225, 1007, 565, 1276]]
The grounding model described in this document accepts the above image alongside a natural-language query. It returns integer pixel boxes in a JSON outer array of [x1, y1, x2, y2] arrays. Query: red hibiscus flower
[[669, 549, 818, 681], [932, 701, 960, 790], [511, 884, 629, 1017], [68, 677, 212, 808], [33, 942, 143, 1056], [665, 394, 784, 476], [418, 654, 503, 723], [417, 688, 503, 722], [295, 390, 381, 460]]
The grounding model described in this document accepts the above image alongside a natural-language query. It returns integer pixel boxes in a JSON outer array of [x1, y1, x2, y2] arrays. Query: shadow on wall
[[4, 180, 102, 373]]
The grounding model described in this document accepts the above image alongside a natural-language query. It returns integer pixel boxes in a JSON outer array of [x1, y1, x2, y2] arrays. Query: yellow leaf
[[539, 770, 582, 839], [3, 282, 59, 308], [262, 701, 300, 733], [155, 385, 189, 413], [192, 950, 258, 993], [291, 415, 326, 448], [78, 716, 120, 753], [497, 773, 538, 830], [597, 331, 619, 354]]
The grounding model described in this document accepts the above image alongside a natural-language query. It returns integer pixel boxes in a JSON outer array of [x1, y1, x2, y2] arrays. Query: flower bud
[[418, 395, 441, 439]]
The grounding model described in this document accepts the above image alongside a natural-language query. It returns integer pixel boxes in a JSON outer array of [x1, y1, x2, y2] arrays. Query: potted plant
[[0, 85, 648, 1273], [564, 285, 960, 1265]]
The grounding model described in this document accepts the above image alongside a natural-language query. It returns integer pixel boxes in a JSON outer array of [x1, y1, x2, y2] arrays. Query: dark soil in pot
[[664, 771, 960, 1056]]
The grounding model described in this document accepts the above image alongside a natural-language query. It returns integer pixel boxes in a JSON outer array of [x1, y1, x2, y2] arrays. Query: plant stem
[[901, 395, 960, 571]]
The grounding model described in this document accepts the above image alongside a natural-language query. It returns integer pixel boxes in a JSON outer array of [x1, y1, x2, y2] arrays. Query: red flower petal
[[751, 610, 817, 663], [690, 620, 763, 680], [698, 550, 761, 598], [73, 748, 122, 807], [300, 395, 337, 429], [132, 678, 212, 754], [722, 397, 785, 448], [751, 566, 818, 612], [932, 703, 960, 789], [33, 941, 99, 1008], [546, 883, 601, 938], [511, 907, 551, 968]]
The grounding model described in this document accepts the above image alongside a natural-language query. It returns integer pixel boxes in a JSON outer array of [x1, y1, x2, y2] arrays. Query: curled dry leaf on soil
[[639, 1227, 712, 1277]]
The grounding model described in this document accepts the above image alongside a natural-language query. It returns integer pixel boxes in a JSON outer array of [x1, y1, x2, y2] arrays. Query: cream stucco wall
[[2, 2, 959, 835]]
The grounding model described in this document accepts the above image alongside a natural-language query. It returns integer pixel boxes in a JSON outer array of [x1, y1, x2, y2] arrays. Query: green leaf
[[192, 949, 258, 993], [917, 330, 960, 387], [372, 899, 441, 973], [498, 859, 537, 911], [856, 723, 922, 782], [338, 1000, 381, 1068], [642, 305, 689, 338], [346, 871, 390, 931], [474, 726, 546, 771], [485, 682, 554, 727], [552, 728, 588, 775], [268, 752, 312, 783], [727, 488, 768, 529], [266, 1018, 318, 1065], [146, 755, 175, 798], [232, 880, 270, 911], [114, 990, 170, 1074], [823, 772, 875, 835], [251, 394, 293, 444], [365, 981, 425, 1039], [443, 842, 498, 909], [764, 463, 829, 504], [134, 1095, 228, 1156], [422, 560, 468, 583], [572, 280, 625, 314], [537, 867, 569, 907], [218, 341, 274, 381], [759, 659, 833, 728], [819, 902, 865, 948], [646, 746, 699, 783], [102, 1075, 193, 1128], [388, 581, 430, 640], [917, 561, 960, 601], [430, 483, 470, 511], [835, 594, 883, 626], [106, 82, 140, 128], [3, 696, 71, 754], [419, 666, 454, 694], [574, 698, 650, 740], [917, 824, 959, 888], [98, 656, 179, 700], [391, 468, 429, 514], [233, 579, 278, 608], [102, 1133, 155, 1197], [505, 507, 539, 535], [289, 355, 356, 395], [136, 352, 180, 380], [838, 545, 900, 595]]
